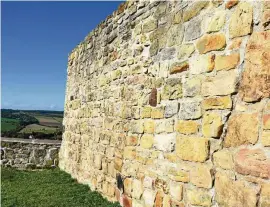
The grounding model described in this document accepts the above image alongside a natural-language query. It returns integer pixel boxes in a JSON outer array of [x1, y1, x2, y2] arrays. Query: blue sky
[[2, 1, 122, 111]]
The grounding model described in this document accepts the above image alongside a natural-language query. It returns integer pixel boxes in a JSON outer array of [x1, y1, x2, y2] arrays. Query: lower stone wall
[[1, 138, 61, 169]]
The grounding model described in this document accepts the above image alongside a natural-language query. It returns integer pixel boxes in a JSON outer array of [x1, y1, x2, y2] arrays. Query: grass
[[20, 124, 57, 134], [1, 167, 121, 207], [33, 115, 62, 127], [1, 118, 20, 132]]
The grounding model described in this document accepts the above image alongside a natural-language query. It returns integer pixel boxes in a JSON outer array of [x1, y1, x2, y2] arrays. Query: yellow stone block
[[141, 106, 152, 118], [144, 120, 155, 134], [176, 136, 209, 162], [175, 120, 199, 135], [215, 53, 240, 71], [140, 134, 154, 149], [151, 107, 164, 119], [202, 96, 232, 110], [202, 113, 223, 138], [186, 188, 212, 207]]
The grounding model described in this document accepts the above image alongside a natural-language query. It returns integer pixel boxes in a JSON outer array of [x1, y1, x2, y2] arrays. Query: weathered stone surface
[[143, 189, 156, 207], [207, 10, 225, 33], [179, 100, 201, 120], [215, 53, 240, 71], [183, 1, 209, 22], [132, 179, 143, 199], [229, 2, 253, 38], [213, 150, 234, 170], [239, 31, 270, 102], [164, 102, 179, 118], [261, 131, 270, 146], [130, 120, 144, 134], [202, 113, 223, 137], [114, 157, 123, 171], [224, 113, 259, 147], [190, 164, 212, 189], [124, 178, 133, 196], [186, 188, 212, 207], [190, 54, 215, 74], [170, 61, 189, 74], [202, 70, 237, 96], [124, 147, 136, 160], [141, 106, 152, 118], [155, 119, 174, 134], [235, 148, 270, 179], [261, 183, 270, 207], [169, 181, 183, 201], [154, 190, 163, 207], [202, 96, 232, 110], [185, 17, 201, 41], [176, 137, 209, 162], [228, 37, 242, 50], [140, 134, 154, 149], [151, 107, 165, 119], [154, 133, 176, 152], [183, 77, 201, 97], [196, 33, 226, 54], [263, 114, 270, 129], [168, 168, 189, 183], [149, 88, 157, 107], [215, 171, 258, 207], [161, 79, 182, 100], [175, 120, 199, 135], [144, 120, 155, 134], [143, 18, 158, 33], [177, 44, 195, 60]]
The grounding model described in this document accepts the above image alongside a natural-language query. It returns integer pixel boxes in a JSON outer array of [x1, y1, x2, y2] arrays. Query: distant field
[[33, 115, 62, 127], [1, 118, 20, 132], [20, 124, 57, 134]]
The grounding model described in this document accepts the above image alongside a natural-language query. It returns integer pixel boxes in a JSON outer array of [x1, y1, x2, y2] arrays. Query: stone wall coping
[[1, 137, 62, 145]]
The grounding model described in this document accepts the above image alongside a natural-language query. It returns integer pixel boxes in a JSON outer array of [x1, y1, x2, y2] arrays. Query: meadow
[[1, 168, 121, 207]]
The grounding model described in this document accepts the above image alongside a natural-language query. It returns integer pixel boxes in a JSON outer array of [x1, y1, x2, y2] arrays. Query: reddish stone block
[[149, 88, 157, 107], [235, 148, 270, 179]]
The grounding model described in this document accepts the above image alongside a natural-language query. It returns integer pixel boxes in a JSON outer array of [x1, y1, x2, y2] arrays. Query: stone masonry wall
[[59, 1, 270, 206], [1, 138, 61, 169]]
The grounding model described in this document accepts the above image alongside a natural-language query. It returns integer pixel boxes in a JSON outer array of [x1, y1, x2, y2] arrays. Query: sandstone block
[[186, 188, 212, 207], [262, 131, 270, 146], [263, 114, 270, 129], [226, 0, 239, 9], [229, 2, 253, 38], [228, 37, 242, 50], [141, 106, 152, 118], [124, 147, 136, 160], [224, 113, 259, 147], [207, 10, 225, 33], [130, 120, 144, 134], [183, 77, 201, 97], [261, 183, 270, 207], [154, 190, 163, 207], [202, 113, 223, 138], [177, 44, 195, 60], [215, 53, 240, 71], [143, 19, 157, 33], [179, 100, 201, 120], [183, 1, 209, 22], [235, 148, 270, 179], [155, 119, 174, 134], [169, 181, 183, 201], [213, 150, 234, 170], [169, 61, 189, 74], [124, 178, 133, 196], [149, 88, 157, 107], [190, 54, 215, 74], [140, 134, 154, 149], [215, 171, 258, 207], [185, 17, 201, 41], [202, 96, 232, 110], [132, 179, 143, 199], [176, 137, 209, 162], [161, 78, 182, 100], [144, 120, 155, 134], [202, 70, 237, 96], [190, 164, 212, 189], [154, 133, 176, 152], [164, 102, 179, 118], [196, 33, 226, 54], [175, 120, 199, 135], [168, 168, 189, 182], [143, 189, 156, 207], [239, 31, 270, 102], [114, 157, 123, 171], [151, 107, 165, 119]]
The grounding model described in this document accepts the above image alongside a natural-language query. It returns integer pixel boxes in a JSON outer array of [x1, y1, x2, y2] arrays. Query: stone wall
[[1, 138, 61, 169], [59, 1, 270, 206]]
